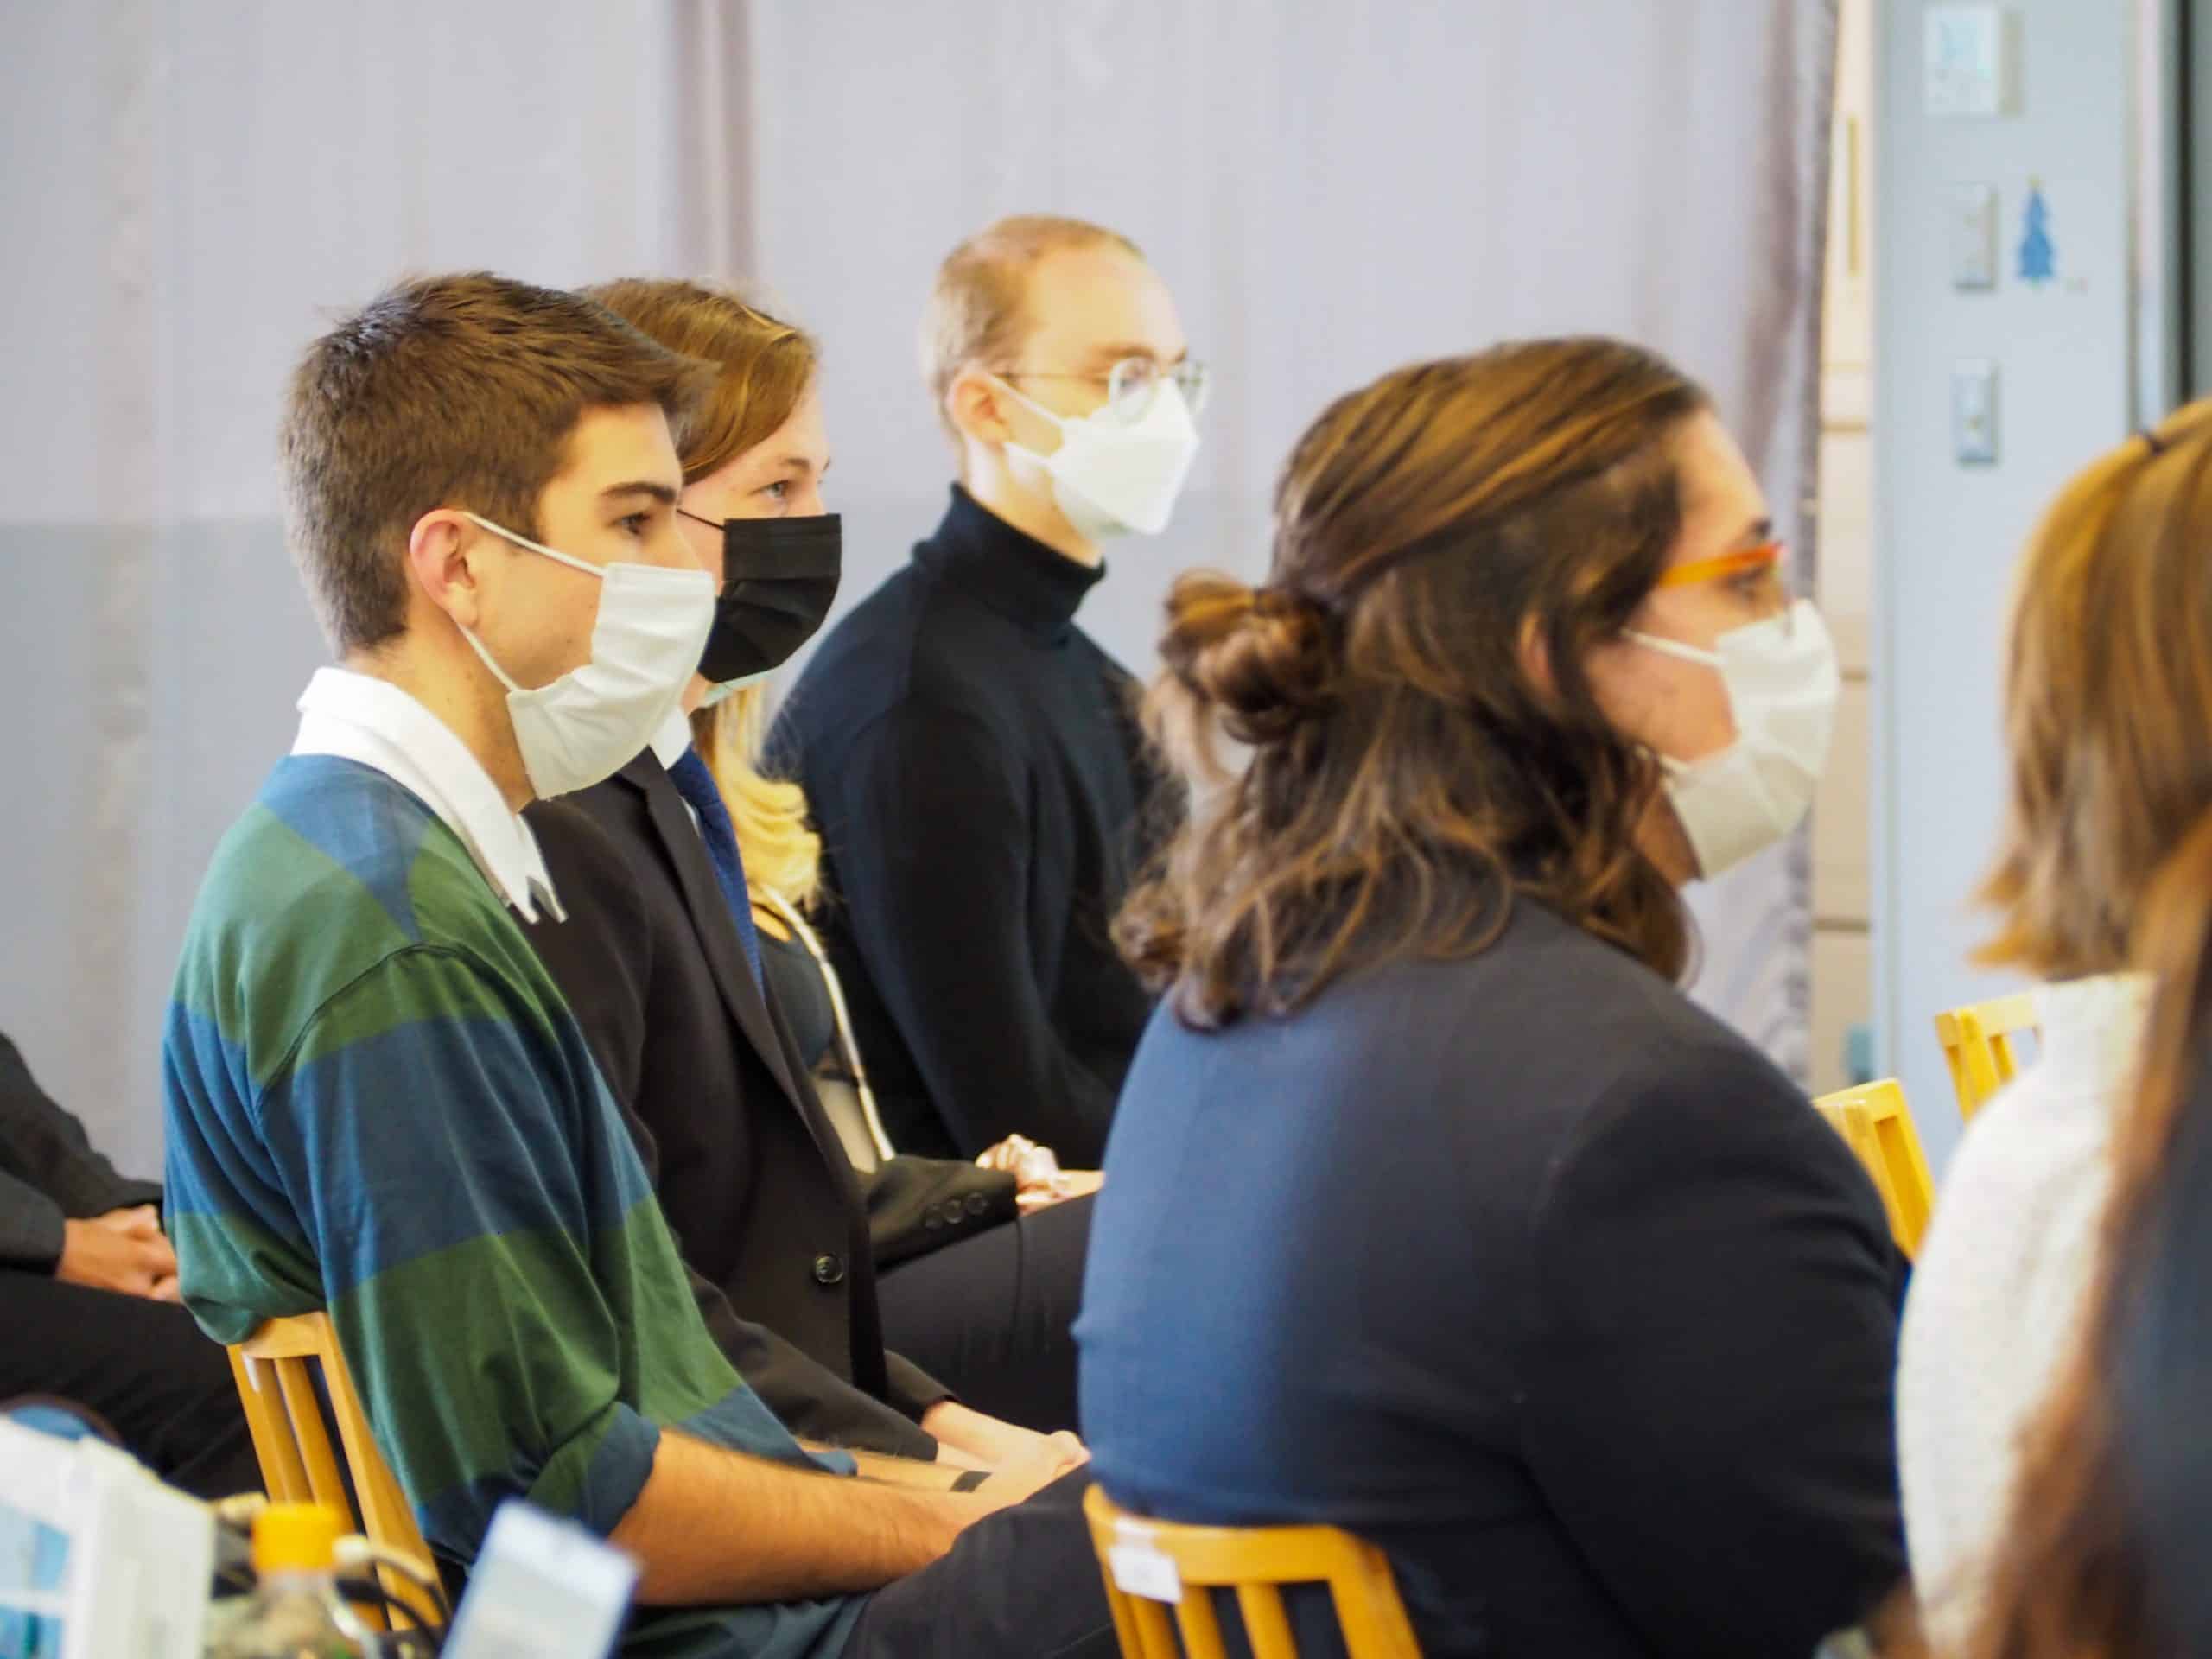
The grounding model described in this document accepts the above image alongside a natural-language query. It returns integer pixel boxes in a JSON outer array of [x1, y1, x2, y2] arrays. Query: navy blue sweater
[[1077, 898, 1908, 1657], [773, 487, 1158, 1163]]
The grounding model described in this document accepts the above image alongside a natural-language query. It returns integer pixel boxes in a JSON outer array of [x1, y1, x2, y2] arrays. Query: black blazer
[[0, 1032, 161, 1270], [522, 754, 1009, 1459]]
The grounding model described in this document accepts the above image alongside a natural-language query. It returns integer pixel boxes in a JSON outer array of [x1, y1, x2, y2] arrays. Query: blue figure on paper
[[2018, 182, 2056, 286]]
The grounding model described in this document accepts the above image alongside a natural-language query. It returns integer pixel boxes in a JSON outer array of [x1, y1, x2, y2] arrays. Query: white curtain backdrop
[[0, 0, 737, 1173], [0, 0, 1832, 1176]]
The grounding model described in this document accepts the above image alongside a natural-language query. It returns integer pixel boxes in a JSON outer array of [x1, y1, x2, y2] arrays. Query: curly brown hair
[[1116, 338, 1713, 1027]]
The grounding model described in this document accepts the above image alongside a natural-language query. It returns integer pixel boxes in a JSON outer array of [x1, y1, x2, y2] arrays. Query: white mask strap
[[462, 511, 607, 580], [457, 620, 524, 695], [1622, 628, 1724, 669], [983, 374, 1073, 437]]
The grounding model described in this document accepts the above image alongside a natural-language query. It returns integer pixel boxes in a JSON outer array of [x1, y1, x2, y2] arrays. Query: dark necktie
[[664, 746, 765, 990]]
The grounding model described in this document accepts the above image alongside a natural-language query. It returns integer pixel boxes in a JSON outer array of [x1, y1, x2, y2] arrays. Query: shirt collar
[[290, 666, 565, 923], [650, 705, 694, 770], [911, 484, 1107, 643]]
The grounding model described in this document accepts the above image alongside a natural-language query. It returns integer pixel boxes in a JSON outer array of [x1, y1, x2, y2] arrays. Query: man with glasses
[[777, 215, 1205, 1166]]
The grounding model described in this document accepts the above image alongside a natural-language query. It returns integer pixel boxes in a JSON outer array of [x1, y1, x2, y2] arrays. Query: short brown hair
[[1978, 401, 2212, 979], [1118, 339, 1712, 1027], [281, 270, 718, 653], [586, 278, 817, 483], [919, 214, 1143, 437]]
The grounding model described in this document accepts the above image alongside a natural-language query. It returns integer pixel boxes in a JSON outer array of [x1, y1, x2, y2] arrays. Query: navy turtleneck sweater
[[772, 486, 1160, 1165]]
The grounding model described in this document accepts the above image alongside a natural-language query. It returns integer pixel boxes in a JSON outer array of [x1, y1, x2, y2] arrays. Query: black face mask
[[683, 511, 843, 684]]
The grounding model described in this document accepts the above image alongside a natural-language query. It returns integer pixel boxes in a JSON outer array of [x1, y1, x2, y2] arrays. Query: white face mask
[[455, 512, 715, 799], [1624, 599, 1840, 879], [996, 377, 1201, 539]]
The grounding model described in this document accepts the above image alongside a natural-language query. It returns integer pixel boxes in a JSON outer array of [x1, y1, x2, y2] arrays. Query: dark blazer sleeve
[[522, 802, 942, 1461], [861, 1156, 1020, 1269], [1516, 1044, 1910, 1657], [827, 702, 1122, 1160], [0, 1032, 162, 1269]]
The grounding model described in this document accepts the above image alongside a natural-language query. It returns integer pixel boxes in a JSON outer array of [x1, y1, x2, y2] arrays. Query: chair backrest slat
[[1171, 1578, 1229, 1659], [229, 1348, 311, 1503], [271, 1357, 351, 1513], [1130, 1595, 1182, 1659], [1236, 1583, 1301, 1659]]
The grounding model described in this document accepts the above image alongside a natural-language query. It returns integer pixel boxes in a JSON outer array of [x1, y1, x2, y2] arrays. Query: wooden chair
[[229, 1312, 436, 1629], [1083, 1484, 1421, 1659], [1813, 1078, 1937, 1257], [1934, 992, 2041, 1121]]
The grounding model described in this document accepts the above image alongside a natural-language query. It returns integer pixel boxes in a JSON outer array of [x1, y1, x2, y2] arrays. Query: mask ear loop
[[1620, 629, 1725, 668], [460, 510, 607, 579]]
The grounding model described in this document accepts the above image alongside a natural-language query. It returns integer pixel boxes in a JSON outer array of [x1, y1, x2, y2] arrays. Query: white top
[[650, 705, 693, 770], [1896, 971, 2149, 1649], [290, 666, 564, 924]]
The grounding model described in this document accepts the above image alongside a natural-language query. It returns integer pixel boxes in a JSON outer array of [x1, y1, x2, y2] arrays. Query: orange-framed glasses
[[1655, 541, 1786, 589]]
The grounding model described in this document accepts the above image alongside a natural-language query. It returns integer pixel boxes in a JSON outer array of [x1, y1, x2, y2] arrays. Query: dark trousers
[[875, 1192, 1092, 1433], [842, 1468, 1117, 1658], [0, 1268, 261, 1500]]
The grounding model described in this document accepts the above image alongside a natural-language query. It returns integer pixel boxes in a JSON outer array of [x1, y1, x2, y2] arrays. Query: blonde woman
[[523, 279, 1090, 1450]]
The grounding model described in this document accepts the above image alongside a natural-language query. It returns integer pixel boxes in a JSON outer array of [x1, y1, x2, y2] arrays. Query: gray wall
[[1872, 0, 2137, 1170]]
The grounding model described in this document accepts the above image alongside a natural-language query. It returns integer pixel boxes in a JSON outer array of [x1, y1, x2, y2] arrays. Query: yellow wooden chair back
[[1083, 1484, 1422, 1659], [228, 1311, 436, 1629], [1933, 992, 2040, 1121], [1813, 1078, 1937, 1256]]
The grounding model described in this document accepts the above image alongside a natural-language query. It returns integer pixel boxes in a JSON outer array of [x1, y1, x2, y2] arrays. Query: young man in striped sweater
[[160, 272, 1113, 1659]]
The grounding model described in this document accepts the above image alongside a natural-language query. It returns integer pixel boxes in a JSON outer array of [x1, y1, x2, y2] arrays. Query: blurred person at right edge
[[1960, 806, 2212, 1659], [1896, 405, 2212, 1649]]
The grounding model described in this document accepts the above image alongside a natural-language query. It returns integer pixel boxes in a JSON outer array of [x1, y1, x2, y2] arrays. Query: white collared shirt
[[650, 706, 694, 771], [652, 705, 706, 836], [1897, 970, 2151, 1648], [290, 666, 565, 924]]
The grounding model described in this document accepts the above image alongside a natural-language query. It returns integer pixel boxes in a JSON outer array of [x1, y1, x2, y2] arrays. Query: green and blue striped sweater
[[163, 755, 864, 1658]]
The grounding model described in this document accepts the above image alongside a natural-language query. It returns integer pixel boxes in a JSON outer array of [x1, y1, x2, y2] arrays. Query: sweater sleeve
[[1516, 1046, 1910, 1656], [823, 701, 1122, 1160], [249, 949, 679, 1560], [0, 1031, 162, 1237], [0, 1167, 67, 1270]]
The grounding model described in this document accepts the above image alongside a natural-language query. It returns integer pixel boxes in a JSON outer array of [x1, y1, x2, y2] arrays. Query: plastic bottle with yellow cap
[[210, 1503, 368, 1657]]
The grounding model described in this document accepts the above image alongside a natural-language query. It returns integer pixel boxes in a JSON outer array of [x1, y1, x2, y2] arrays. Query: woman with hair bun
[[1076, 340, 1908, 1656]]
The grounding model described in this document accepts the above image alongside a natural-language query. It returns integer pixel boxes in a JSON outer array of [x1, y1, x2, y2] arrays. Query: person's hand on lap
[[976, 1431, 1089, 1510], [976, 1135, 1103, 1210], [56, 1205, 178, 1300], [923, 1400, 1086, 1471]]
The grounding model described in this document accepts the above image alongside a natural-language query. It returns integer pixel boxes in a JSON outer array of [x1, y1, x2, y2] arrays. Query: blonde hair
[[690, 688, 822, 912], [919, 213, 1144, 442], [1979, 399, 2212, 979]]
